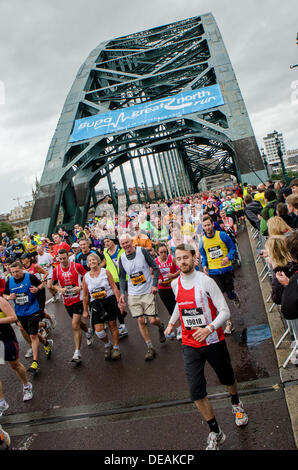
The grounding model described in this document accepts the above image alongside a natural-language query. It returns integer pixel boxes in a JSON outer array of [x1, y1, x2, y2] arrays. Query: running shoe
[[145, 346, 156, 361], [176, 326, 182, 341], [111, 348, 121, 360], [0, 426, 11, 450], [205, 429, 226, 450], [118, 324, 128, 338], [27, 361, 39, 374], [86, 329, 93, 346], [104, 344, 113, 360], [0, 400, 9, 417], [50, 314, 57, 329], [224, 320, 234, 335], [44, 339, 53, 359], [232, 401, 248, 426], [165, 331, 176, 340], [233, 294, 241, 308], [39, 327, 48, 339], [71, 351, 81, 364], [25, 348, 33, 358], [158, 322, 166, 343], [23, 382, 33, 402]]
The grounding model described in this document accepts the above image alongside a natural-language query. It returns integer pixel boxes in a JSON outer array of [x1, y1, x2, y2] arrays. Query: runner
[[3, 261, 53, 375], [21, 252, 56, 331], [103, 236, 128, 338], [118, 234, 166, 361], [164, 244, 248, 450], [50, 249, 89, 364], [155, 243, 180, 339], [76, 238, 104, 271], [82, 253, 122, 360], [0, 296, 33, 415], [232, 192, 245, 227], [199, 215, 239, 335]]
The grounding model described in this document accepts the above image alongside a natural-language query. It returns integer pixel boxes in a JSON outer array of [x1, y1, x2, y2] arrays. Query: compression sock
[[207, 417, 220, 434], [146, 340, 153, 349], [231, 393, 240, 405]]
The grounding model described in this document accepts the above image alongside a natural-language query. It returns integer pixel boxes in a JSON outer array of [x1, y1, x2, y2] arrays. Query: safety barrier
[[250, 225, 298, 368]]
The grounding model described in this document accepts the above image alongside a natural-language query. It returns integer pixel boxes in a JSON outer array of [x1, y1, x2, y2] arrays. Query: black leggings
[[158, 288, 177, 316]]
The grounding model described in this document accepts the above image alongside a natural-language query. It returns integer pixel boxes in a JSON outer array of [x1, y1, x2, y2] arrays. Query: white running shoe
[[232, 401, 249, 426], [25, 348, 33, 358], [86, 328, 93, 346], [23, 382, 33, 402], [0, 400, 9, 417], [71, 351, 81, 363], [118, 325, 128, 338], [205, 429, 226, 450], [50, 314, 57, 329]]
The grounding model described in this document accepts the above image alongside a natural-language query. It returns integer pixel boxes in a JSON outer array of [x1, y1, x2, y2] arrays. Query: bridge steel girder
[[29, 13, 266, 236]]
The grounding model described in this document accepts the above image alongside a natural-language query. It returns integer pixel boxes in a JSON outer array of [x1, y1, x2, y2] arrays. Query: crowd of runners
[[0, 177, 297, 450]]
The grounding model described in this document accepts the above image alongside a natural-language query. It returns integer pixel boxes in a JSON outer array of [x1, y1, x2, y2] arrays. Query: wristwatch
[[206, 324, 215, 334]]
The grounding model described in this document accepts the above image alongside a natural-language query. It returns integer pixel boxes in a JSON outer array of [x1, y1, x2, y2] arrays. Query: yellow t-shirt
[[254, 192, 266, 208], [181, 223, 195, 236]]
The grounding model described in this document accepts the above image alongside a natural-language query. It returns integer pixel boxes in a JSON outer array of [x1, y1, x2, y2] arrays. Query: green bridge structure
[[29, 13, 267, 236]]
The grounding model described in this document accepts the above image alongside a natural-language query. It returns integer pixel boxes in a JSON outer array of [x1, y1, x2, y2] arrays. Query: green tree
[[0, 222, 15, 242]]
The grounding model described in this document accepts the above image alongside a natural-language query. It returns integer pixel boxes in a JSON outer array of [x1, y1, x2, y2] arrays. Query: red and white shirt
[[155, 254, 178, 290], [52, 262, 86, 306], [170, 270, 229, 348]]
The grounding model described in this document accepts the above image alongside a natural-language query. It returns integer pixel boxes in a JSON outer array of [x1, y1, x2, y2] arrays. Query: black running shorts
[[90, 296, 118, 326], [4, 339, 19, 362], [18, 311, 41, 336], [65, 301, 84, 318], [182, 340, 235, 401]]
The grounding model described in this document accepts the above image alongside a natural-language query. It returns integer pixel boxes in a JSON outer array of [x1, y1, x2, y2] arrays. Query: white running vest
[[120, 247, 153, 295], [84, 269, 113, 302]]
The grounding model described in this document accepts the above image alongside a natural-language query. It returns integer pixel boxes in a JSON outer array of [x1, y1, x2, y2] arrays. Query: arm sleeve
[[199, 238, 207, 268], [201, 275, 231, 329], [141, 248, 159, 287], [169, 279, 180, 324], [219, 231, 236, 260]]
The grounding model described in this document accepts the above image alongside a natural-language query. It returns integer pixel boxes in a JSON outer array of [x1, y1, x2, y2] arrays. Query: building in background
[[8, 200, 34, 238], [286, 149, 298, 172], [263, 131, 287, 174]]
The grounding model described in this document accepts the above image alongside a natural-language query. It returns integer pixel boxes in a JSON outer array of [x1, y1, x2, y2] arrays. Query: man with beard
[[165, 244, 248, 450]]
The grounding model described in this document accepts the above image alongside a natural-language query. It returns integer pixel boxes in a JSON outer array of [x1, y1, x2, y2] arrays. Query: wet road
[[0, 228, 296, 451]]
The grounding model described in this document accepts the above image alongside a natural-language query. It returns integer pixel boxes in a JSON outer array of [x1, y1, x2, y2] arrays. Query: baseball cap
[[71, 243, 80, 248]]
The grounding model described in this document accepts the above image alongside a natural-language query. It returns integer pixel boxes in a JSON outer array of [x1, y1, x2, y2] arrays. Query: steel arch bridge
[[29, 13, 266, 236]]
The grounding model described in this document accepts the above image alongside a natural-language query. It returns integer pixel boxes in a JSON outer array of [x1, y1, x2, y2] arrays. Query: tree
[[0, 222, 15, 242]]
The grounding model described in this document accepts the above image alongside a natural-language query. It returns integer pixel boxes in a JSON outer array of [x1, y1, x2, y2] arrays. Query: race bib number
[[130, 271, 146, 286], [15, 293, 29, 305], [208, 246, 223, 259], [91, 288, 107, 300], [64, 286, 77, 298], [181, 307, 206, 330]]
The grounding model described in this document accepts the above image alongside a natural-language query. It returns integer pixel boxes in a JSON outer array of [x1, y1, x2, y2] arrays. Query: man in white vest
[[118, 234, 166, 361]]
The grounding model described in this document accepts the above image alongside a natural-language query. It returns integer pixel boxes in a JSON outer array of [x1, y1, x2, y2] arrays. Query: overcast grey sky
[[1, 0, 297, 214]]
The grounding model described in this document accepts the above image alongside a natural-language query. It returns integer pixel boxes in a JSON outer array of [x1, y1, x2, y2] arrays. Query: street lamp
[[261, 148, 270, 178], [273, 130, 290, 185]]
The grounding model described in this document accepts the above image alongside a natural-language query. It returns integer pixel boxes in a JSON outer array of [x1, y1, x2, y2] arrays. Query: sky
[[1, 0, 297, 214]]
